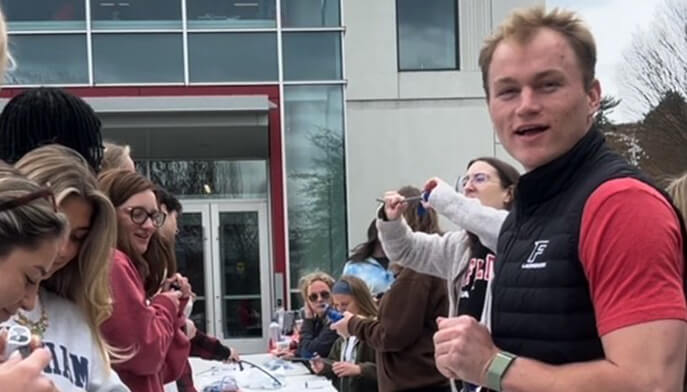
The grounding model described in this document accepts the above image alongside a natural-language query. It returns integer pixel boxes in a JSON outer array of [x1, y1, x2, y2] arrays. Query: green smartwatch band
[[486, 351, 517, 391]]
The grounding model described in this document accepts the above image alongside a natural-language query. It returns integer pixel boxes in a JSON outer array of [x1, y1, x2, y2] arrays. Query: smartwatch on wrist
[[486, 351, 517, 391]]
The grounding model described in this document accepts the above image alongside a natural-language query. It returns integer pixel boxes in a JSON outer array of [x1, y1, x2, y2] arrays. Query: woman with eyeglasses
[[97, 169, 191, 392], [3, 145, 130, 391], [378, 157, 519, 392], [296, 271, 338, 359], [0, 162, 68, 392]]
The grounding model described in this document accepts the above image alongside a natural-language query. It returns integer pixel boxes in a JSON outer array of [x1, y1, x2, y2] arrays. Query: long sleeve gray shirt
[[376, 179, 508, 327]]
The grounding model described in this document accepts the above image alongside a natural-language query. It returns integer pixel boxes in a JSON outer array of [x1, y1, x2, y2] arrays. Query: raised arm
[[425, 179, 507, 252], [378, 178, 507, 278], [377, 214, 468, 279]]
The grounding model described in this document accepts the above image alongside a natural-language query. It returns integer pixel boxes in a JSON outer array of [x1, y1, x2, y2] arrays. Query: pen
[[288, 356, 335, 365], [375, 195, 423, 203]]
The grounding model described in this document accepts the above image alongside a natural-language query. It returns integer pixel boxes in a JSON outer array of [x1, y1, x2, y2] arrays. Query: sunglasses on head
[[308, 290, 330, 302]]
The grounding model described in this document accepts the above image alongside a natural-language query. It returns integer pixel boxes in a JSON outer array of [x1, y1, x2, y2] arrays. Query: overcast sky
[[548, 0, 664, 123]]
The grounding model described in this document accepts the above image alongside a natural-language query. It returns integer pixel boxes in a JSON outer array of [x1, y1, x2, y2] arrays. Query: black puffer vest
[[491, 128, 687, 365]]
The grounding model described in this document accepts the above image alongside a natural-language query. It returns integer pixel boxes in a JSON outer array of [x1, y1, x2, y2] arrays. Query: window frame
[[4, 33, 90, 86], [395, 0, 460, 72], [91, 32, 185, 84], [282, 31, 343, 81], [89, 0, 183, 31]]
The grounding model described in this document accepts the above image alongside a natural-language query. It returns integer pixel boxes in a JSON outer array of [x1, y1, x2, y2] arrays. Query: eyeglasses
[[456, 172, 492, 193], [307, 290, 331, 302], [123, 206, 166, 228], [0, 188, 57, 213]]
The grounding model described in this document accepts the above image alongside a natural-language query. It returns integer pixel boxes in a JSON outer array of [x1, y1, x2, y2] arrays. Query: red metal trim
[[268, 99, 286, 278], [1, 85, 280, 100]]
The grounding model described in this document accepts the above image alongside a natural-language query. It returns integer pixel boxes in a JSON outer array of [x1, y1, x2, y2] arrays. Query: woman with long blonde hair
[[5, 144, 128, 391]]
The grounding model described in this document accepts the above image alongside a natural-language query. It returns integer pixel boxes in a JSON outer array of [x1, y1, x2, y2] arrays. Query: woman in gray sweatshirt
[[377, 157, 519, 392]]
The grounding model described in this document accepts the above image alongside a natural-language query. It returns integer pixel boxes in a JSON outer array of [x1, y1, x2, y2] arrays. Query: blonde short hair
[[298, 271, 335, 304], [478, 6, 596, 98], [101, 142, 133, 172]]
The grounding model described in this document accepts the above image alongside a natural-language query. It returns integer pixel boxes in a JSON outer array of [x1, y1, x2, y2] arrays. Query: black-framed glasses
[[456, 172, 492, 193], [123, 206, 166, 228], [0, 188, 57, 213], [307, 290, 331, 303]]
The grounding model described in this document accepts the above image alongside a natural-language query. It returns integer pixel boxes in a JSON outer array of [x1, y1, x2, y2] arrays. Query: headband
[[332, 280, 353, 295]]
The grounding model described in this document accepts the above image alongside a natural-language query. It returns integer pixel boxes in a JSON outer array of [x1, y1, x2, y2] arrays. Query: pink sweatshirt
[[101, 249, 190, 392]]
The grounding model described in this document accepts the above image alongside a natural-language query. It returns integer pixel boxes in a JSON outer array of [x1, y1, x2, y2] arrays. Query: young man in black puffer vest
[[432, 6, 687, 392]]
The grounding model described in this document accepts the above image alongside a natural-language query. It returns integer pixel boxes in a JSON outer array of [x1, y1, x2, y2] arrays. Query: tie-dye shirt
[[342, 258, 394, 296]]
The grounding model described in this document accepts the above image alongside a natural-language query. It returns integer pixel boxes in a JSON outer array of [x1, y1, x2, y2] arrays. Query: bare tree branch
[[620, 0, 687, 114], [611, 0, 687, 180]]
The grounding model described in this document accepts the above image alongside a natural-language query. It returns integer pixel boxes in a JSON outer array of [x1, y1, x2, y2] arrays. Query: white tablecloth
[[165, 353, 337, 392]]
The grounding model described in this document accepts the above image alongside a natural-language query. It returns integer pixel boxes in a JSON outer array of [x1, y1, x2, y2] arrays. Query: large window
[[5, 34, 88, 85], [281, 0, 339, 27], [187, 0, 276, 29], [396, 0, 458, 71], [90, 0, 182, 30], [93, 34, 184, 84], [3, 0, 343, 85], [283, 32, 342, 81], [284, 85, 347, 296], [188, 33, 278, 82], [0, 0, 85, 30], [147, 160, 268, 198]]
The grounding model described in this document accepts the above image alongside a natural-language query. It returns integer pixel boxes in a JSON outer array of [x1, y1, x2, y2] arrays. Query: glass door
[[211, 201, 271, 353], [176, 203, 213, 333], [177, 200, 271, 353]]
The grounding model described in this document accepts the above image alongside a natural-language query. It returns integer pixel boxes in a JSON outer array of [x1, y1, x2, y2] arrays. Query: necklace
[[15, 295, 49, 337]]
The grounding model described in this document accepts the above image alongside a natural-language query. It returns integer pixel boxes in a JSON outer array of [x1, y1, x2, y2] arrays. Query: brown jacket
[[348, 268, 449, 392]]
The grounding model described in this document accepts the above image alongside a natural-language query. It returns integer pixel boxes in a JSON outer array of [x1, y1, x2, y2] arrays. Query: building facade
[[345, 0, 536, 246], [0, 0, 536, 352]]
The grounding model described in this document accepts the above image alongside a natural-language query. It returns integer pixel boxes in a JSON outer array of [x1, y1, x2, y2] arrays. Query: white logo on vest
[[522, 240, 549, 269]]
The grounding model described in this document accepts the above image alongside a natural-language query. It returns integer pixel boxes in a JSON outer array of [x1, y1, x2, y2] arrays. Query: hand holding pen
[[309, 354, 334, 374], [376, 194, 426, 220]]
